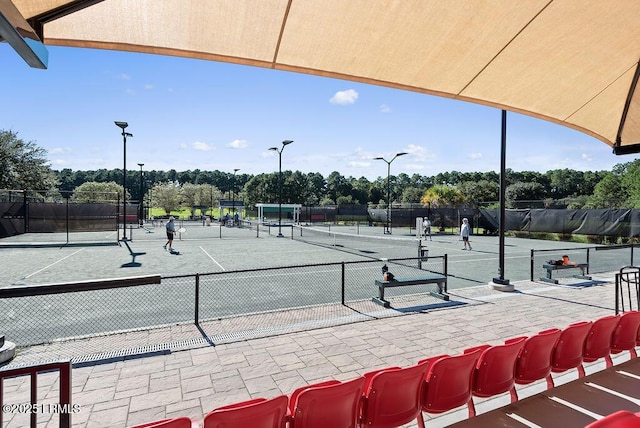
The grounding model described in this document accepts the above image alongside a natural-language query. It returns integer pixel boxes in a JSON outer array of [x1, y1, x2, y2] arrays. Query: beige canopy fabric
[[5, 0, 640, 154]]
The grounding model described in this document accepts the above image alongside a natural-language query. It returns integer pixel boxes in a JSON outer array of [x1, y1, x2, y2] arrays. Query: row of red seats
[[586, 410, 640, 428], [132, 311, 640, 428]]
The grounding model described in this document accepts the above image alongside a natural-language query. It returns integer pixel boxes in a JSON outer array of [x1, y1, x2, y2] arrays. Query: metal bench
[[373, 274, 448, 307], [540, 263, 591, 284]]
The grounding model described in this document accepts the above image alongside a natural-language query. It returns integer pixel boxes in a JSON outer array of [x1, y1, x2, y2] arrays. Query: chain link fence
[[530, 243, 637, 282], [1, 255, 445, 348]]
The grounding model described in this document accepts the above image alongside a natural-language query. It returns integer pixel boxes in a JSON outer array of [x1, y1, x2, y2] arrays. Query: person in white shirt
[[422, 217, 432, 240], [460, 218, 472, 250]]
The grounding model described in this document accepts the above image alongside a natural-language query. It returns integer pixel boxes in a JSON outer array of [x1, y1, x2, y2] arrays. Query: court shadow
[[121, 240, 146, 268], [394, 300, 467, 313], [558, 279, 607, 288]]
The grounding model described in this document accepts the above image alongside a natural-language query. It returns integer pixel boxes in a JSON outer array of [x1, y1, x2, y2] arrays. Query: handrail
[[0, 360, 73, 428], [0, 275, 161, 298]]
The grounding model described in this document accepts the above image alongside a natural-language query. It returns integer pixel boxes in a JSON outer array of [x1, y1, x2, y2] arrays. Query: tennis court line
[[200, 246, 225, 270], [22, 248, 85, 280]]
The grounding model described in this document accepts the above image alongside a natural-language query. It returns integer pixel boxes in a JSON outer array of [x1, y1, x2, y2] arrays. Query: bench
[[540, 263, 591, 284], [373, 274, 448, 307]]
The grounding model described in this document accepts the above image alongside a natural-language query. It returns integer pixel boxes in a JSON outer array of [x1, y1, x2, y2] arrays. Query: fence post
[[341, 262, 345, 305], [194, 273, 200, 324], [444, 254, 448, 293], [530, 249, 534, 282], [614, 273, 619, 315], [256, 223, 259, 238], [586, 248, 590, 274]]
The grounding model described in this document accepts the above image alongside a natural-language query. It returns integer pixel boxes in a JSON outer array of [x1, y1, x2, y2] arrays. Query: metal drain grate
[[72, 343, 171, 367]]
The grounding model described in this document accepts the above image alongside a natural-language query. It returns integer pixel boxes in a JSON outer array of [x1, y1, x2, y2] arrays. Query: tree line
[[2, 129, 640, 214]]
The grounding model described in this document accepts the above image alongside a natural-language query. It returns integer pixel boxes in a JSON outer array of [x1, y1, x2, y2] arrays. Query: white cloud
[[581, 153, 592, 161], [49, 147, 71, 154], [330, 89, 358, 105], [227, 139, 248, 149], [379, 104, 391, 113], [468, 152, 483, 160], [144, 84, 154, 90], [118, 73, 132, 80], [405, 144, 429, 161], [193, 141, 214, 151], [348, 161, 370, 168]]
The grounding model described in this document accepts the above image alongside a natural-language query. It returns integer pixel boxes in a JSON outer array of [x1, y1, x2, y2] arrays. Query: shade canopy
[[5, 0, 640, 154]]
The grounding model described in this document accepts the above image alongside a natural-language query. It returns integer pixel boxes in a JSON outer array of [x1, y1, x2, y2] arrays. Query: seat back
[[203, 395, 288, 428], [289, 376, 366, 428], [132, 417, 194, 428], [471, 337, 526, 398], [611, 310, 640, 355], [583, 315, 620, 365], [361, 361, 430, 428], [584, 410, 640, 427], [515, 328, 561, 385], [420, 348, 483, 414], [551, 321, 592, 373]]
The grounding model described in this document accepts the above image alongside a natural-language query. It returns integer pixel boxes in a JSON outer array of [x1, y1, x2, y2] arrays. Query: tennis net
[[291, 225, 424, 260]]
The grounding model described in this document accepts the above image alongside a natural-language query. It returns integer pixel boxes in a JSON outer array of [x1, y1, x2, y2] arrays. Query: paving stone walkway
[[1, 272, 626, 427]]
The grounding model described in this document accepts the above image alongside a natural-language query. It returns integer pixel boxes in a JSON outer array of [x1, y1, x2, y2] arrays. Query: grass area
[[148, 207, 244, 220]]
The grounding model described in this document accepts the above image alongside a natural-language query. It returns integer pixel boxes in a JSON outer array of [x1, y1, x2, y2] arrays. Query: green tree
[[458, 180, 499, 206], [71, 181, 124, 202], [620, 159, 640, 207], [505, 182, 546, 208], [152, 182, 182, 215], [0, 130, 57, 191], [420, 184, 464, 207], [586, 173, 626, 208]]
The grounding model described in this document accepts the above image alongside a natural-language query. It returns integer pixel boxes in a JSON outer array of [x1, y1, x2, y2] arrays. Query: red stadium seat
[[203, 395, 288, 428], [511, 328, 561, 401], [583, 315, 620, 370], [610, 310, 640, 360], [130, 417, 195, 428], [549, 320, 592, 388], [466, 336, 526, 417], [287, 376, 365, 428], [417, 348, 483, 426], [360, 361, 430, 427], [584, 410, 640, 427]]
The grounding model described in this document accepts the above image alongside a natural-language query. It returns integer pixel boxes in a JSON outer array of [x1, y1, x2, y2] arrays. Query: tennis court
[[0, 221, 625, 288], [1, 221, 632, 350]]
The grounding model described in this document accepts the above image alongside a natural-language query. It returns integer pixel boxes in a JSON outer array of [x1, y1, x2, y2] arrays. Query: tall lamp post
[[115, 121, 133, 240], [138, 163, 144, 226], [232, 168, 240, 218], [374, 152, 407, 234], [269, 140, 294, 237]]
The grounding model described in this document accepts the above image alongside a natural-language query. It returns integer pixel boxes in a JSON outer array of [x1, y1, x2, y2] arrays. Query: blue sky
[[3, 44, 639, 181]]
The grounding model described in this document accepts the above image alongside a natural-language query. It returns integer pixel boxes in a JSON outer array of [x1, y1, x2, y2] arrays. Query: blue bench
[[540, 263, 591, 284], [373, 274, 448, 307]]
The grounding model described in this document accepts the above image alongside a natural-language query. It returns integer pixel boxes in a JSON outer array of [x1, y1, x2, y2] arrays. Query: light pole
[[269, 140, 294, 237], [374, 152, 407, 234], [138, 163, 144, 226], [232, 168, 240, 219], [115, 121, 133, 240]]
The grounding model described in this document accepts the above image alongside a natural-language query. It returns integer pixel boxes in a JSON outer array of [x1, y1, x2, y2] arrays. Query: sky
[[3, 44, 640, 181]]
